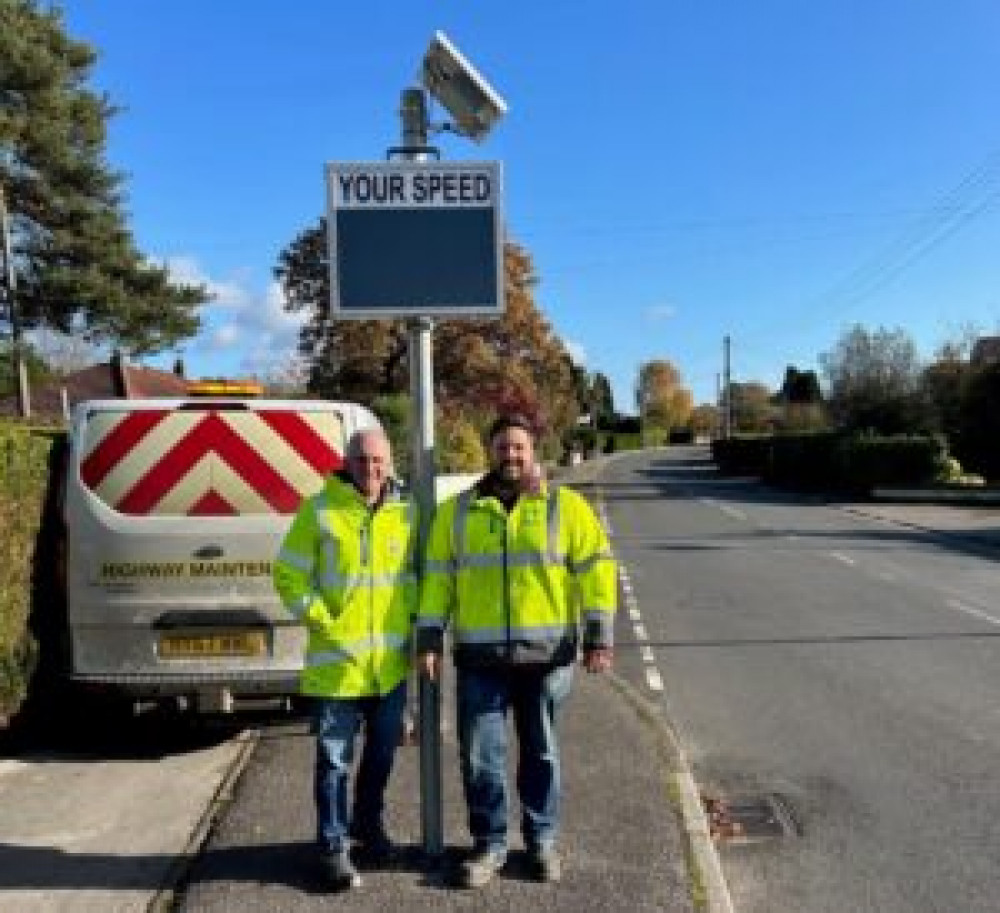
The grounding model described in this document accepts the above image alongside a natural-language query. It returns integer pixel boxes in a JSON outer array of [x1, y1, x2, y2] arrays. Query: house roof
[[0, 359, 190, 422]]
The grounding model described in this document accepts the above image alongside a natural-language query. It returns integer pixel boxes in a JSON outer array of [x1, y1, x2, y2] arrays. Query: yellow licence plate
[[159, 631, 268, 658]]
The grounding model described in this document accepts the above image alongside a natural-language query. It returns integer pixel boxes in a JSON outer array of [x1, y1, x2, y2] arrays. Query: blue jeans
[[313, 682, 406, 852], [457, 664, 574, 854]]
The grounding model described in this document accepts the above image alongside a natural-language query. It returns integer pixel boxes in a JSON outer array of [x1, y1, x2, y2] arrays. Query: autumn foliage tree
[[274, 220, 578, 463], [636, 359, 693, 437]]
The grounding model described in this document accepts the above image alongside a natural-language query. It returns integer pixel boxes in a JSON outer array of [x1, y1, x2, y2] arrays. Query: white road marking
[[829, 551, 856, 566], [947, 599, 1000, 627], [633, 623, 649, 641], [628, 607, 641, 621], [640, 645, 655, 663], [645, 667, 664, 692]]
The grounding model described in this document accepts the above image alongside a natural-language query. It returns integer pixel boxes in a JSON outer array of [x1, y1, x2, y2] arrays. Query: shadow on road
[[0, 696, 299, 762], [591, 450, 1000, 561]]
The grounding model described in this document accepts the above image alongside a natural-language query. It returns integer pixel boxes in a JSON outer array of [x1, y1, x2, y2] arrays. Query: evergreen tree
[[0, 0, 206, 354]]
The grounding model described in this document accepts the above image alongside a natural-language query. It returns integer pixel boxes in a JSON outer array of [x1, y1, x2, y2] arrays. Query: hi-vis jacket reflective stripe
[[273, 474, 417, 697], [416, 479, 616, 668]]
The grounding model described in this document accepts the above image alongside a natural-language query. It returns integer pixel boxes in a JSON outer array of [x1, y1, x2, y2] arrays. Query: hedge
[[713, 431, 945, 494], [0, 424, 64, 720]]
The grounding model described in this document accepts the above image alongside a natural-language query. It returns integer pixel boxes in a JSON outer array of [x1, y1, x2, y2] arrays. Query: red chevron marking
[[118, 413, 301, 514], [80, 410, 170, 490], [257, 410, 343, 475], [188, 489, 237, 516]]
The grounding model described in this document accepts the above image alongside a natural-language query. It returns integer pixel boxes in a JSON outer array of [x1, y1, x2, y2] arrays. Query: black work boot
[[319, 848, 362, 889]]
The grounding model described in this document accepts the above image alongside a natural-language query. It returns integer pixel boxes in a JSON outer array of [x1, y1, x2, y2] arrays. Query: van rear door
[[64, 399, 347, 699]]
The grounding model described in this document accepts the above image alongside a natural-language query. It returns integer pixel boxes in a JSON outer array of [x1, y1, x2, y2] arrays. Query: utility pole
[[723, 335, 732, 438], [0, 183, 30, 418], [715, 371, 721, 439]]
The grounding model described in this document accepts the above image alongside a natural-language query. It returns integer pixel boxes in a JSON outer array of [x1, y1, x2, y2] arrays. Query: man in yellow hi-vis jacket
[[274, 429, 416, 891], [416, 414, 617, 888]]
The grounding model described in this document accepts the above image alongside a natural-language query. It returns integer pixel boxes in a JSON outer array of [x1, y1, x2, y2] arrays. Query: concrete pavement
[[176, 666, 702, 912], [0, 717, 252, 913]]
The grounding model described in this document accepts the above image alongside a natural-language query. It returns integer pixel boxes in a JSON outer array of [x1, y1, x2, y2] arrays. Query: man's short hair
[[488, 413, 537, 442], [347, 427, 391, 460]]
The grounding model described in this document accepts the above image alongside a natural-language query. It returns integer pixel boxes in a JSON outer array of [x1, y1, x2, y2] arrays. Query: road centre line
[[633, 623, 649, 641], [947, 598, 1000, 627], [645, 668, 664, 692], [640, 645, 655, 663], [699, 497, 748, 521], [628, 606, 641, 621]]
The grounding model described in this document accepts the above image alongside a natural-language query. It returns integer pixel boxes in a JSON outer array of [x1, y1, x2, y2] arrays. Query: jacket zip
[[503, 508, 511, 660], [362, 511, 377, 692]]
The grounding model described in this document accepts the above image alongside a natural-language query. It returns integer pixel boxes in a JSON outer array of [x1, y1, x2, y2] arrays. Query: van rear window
[[79, 407, 344, 515]]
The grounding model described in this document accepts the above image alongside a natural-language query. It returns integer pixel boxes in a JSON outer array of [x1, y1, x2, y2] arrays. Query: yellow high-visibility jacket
[[416, 476, 616, 669], [273, 473, 417, 697]]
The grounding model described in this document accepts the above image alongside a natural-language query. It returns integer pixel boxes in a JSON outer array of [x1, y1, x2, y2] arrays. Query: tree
[[274, 222, 579, 456], [588, 372, 614, 428], [636, 360, 693, 433], [776, 366, 822, 404], [566, 357, 589, 416], [730, 381, 775, 433], [773, 365, 826, 430], [688, 403, 719, 437], [1, 0, 206, 353], [820, 324, 926, 434], [955, 361, 1000, 480]]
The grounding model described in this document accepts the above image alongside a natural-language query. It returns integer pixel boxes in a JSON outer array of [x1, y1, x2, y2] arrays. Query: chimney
[[110, 349, 133, 397]]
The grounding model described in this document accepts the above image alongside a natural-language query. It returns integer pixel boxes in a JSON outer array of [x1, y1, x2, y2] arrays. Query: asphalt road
[[603, 446, 1000, 913]]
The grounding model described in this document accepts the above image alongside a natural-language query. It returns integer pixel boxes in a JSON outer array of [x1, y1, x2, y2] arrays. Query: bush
[[437, 413, 487, 473], [842, 434, 944, 492], [372, 394, 411, 479], [765, 431, 843, 491]]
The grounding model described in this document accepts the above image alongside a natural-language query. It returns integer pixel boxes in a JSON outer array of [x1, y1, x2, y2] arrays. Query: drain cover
[[704, 793, 797, 844]]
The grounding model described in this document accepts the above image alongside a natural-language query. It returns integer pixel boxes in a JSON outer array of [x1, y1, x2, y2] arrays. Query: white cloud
[[164, 257, 306, 375], [644, 303, 676, 322], [164, 256, 248, 308], [209, 324, 241, 348], [565, 339, 588, 365]]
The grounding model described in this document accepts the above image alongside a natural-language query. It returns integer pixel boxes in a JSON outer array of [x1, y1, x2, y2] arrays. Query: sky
[[58, 0, 1000, 411]]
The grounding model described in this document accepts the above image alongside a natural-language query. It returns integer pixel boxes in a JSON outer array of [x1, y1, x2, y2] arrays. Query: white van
[[61, 395, 381, 712]]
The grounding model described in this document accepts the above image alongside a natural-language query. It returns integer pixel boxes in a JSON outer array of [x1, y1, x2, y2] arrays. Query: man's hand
[[582, 647, 613, 674], [417, 651, 441, 682]]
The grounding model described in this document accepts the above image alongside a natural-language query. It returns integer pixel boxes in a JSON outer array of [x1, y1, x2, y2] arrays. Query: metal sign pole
[[399, 87, 444, 860]]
